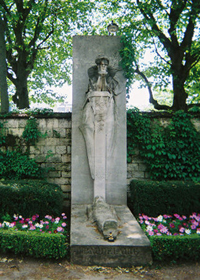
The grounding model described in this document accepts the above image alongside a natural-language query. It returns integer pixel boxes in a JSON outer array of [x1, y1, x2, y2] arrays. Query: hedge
[[0, 179, 63, 220], [150, 234, 200, 262], [0, 229, 68, 259], [129, 180, 200, 217]]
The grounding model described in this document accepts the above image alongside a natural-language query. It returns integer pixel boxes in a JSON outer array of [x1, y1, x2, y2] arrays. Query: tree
[[0, 0, 93, 109], [113, 0, 200, 111], [0, 15, 9, 113]]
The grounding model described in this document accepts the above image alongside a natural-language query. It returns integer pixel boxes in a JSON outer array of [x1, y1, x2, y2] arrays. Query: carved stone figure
[[79, 55, 122, 241], [87, 196, 118, 241], [80, 55, 121, 181]]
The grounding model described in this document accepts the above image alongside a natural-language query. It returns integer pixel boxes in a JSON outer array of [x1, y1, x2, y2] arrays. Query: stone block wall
[[1, 112, 200, 207], [0, 113, 71, 208]]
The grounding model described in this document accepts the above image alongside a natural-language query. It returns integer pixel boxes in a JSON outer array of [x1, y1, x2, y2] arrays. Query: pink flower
[[196, 228, 200, 234], [174, 214, 180, 219], [160, 226, 168, 234], [32, 215, 37, 221], [167, 232, 172, 236], [29, 225, 36, 231], [179, 227, 185, 233], [57, 227, 64, 232], [45, 215, 52, 220], [62, 222, 67, 227], [158, 224, 164, 230], [191, 224, 197, 230], [46, 225, 49, 230], [148, 231, 154, 236]]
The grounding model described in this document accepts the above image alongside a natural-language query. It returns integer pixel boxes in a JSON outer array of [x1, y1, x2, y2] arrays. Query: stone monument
[[71, 35, 152, 267]]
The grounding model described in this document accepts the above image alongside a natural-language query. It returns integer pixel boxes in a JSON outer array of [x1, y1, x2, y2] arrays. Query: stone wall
[[0, 113, 71, 208], [1, 112, 200, 207], [126, 114, 200, 185]]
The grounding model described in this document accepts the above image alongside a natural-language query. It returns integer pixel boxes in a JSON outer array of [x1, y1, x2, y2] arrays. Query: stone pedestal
[[71, 205, 152, 267]]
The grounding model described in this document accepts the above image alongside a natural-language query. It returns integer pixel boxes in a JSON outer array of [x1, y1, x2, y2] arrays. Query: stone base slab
[[70, 205, 152, 267]]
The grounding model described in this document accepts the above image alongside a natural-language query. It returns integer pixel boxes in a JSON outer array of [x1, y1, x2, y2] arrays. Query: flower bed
[[0, 213, 69, 259], [0, 213, 68, 234], [139, 213, 200, 236], [139, 213, 200, 262]]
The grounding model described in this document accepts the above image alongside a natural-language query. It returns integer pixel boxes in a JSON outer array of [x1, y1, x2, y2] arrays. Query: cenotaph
[[71, 35, 152, 267]]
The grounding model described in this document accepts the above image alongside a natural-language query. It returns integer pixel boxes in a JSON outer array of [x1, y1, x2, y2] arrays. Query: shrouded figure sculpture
[[79, 55, 121, 241]]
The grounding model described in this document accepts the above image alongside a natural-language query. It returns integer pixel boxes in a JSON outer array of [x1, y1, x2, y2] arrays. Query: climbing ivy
[[127, 109, 200, 181], [22, 117, 40, 145], [0, 117, 44, 180], [120, 35, 136, 98]]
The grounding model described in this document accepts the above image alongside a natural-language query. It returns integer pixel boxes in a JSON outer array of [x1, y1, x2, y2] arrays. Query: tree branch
[[135, 65, 171, 110], [136, 0, 172, 55], [181, 1, 200, 50], [168, 0, 186, 47]]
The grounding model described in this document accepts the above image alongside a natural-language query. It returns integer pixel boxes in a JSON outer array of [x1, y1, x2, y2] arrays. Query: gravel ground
[[0, 254, 200, 280]]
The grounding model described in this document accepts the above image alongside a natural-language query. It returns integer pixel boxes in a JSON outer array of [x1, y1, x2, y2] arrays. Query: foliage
[[127, 109, 200, 180], [129, 180, 200, 217], [119, 35, 137, 98], [0, 121, 6, 145], [0, 180, 63, 219], [139, 213, 200, 237], [0, 229, 68, 259], [0, 0, 94, 108], [115, 0, 200, 111], [0, 213, 68, 235], [0, 151, 43, 179], [150, 234, 200, 262], [0, 114, 48, 179], [22, 116, 46, 146]]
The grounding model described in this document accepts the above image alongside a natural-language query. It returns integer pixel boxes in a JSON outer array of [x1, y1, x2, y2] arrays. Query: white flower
[[35, 223, 43, 229], [3, 222, 10, 227], [146, 225, 153, 232], [185, 229, 191, 235], [22, 225, 28, 229], [157, 215, 163, 222]]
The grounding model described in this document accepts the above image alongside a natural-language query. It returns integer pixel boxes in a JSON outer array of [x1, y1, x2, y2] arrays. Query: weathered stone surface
[[71, 36, 127, 205], [88, 196, 119, 241], [71, 205, 152, 267]]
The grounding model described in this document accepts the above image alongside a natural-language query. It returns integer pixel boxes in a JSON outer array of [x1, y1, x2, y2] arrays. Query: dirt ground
[[0, 253, 200, 280]]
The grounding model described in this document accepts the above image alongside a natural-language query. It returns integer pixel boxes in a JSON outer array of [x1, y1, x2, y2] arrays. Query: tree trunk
[[172, 76, 188, 111], [13, 74, 30, 109], [0, 18, 9, 113]]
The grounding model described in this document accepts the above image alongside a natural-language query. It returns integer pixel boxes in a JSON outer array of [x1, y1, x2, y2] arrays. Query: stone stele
[[71, 35, 152, 267]]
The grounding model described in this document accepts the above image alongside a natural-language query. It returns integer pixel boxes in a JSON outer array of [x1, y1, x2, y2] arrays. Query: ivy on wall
[[0, 116, 43, 180], [127, 108, 200, 181]]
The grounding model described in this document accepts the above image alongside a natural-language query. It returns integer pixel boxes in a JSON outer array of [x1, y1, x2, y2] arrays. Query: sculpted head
[[95, 55, 109, 75]]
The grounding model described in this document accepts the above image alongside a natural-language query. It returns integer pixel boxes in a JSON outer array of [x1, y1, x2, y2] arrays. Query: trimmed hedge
[[0, 229, 68, 259], [0, 180, 63, 220], [150, 234, 200, 262], [129, 180, 200, 217]]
